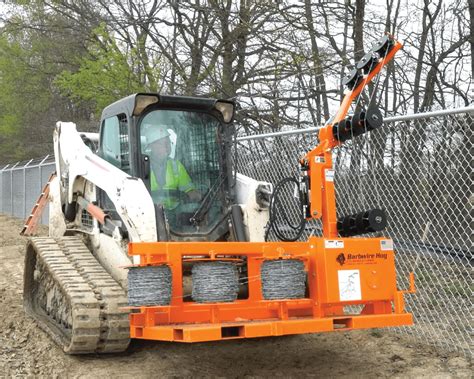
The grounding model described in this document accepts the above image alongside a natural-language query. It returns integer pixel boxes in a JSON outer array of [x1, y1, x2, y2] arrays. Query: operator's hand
[[187, 189, 202, 202]]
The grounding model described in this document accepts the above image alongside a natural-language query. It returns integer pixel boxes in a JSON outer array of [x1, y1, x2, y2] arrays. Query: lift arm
[[53, 121, 157, 242]]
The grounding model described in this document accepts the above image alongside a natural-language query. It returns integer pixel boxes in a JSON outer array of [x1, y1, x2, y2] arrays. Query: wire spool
[[128, 265, 172, 306], [192, 261, 239, 303], [261, 259, 306, 300]]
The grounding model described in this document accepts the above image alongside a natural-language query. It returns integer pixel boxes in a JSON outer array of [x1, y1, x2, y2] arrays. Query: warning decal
[[325, 240, 344, 249], [325, 169, 335, 182], [338, 269, 362, 301], [380, 239, 394, 251]]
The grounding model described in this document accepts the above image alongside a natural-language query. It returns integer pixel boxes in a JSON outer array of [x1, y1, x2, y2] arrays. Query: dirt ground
[[0, 213, 471, 378]]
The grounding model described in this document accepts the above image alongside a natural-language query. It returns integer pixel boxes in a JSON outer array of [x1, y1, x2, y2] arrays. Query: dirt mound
[[0, 214, 471, 377]]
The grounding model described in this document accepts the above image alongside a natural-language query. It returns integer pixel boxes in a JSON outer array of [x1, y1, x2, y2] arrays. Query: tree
[[0, 1, 95, 163], [55, 24, 151, 114]]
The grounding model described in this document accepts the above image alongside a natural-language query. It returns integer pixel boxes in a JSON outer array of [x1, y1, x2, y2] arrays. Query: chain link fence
[[0, 107, 472, 357], [0, 155, 55, 225], [236, 106, 473, 357]]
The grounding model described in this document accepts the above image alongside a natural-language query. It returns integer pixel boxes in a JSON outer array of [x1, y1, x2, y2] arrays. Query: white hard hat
[[144, 124, 170, 145]]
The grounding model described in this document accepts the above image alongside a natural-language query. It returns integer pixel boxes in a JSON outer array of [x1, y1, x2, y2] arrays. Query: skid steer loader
[[23, 34, 414, 354]]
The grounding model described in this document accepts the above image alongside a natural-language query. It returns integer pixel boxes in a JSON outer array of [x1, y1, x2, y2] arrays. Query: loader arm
[[54, 121, 157, 242]]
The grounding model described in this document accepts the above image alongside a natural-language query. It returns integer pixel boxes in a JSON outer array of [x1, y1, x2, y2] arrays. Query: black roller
[[351, 109, 366, 128], [371, 35, 395, 57], [333, 116, 353, 142], [342, 68, 362, 90], [350, 110, 367, 138], [356, 52, 379, 74], [341, 116, 352, 132], [339, 213, 358, 237], [334, 106, 383, 143], [365, 107, 383, 131], [337, 209, 387, 237], [357, 209, 387, 232]]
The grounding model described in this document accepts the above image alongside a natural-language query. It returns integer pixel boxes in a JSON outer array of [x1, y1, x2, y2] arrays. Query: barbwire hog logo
[[336, 253, 346, 266]]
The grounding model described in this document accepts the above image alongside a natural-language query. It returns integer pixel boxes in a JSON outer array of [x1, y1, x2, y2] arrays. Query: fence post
[[0, 164, 10, 213], [39, 155, 49, 191], [10, 162, 19, 216], [23, 159, 33, 220], [38, 155, 50, 225]]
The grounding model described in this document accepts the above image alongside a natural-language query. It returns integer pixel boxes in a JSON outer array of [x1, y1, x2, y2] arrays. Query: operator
[[146, 125, 202, 209]]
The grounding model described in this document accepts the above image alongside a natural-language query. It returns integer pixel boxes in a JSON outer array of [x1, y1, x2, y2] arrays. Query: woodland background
[[0, 0, 472, 164], [0, 2, 471, 359]]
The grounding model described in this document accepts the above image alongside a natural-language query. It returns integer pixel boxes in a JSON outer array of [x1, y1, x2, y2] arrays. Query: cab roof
[[100, 93, 235, 123]]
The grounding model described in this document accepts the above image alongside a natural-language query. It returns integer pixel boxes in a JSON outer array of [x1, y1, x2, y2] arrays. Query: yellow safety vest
[[150, 159, 195, 209]]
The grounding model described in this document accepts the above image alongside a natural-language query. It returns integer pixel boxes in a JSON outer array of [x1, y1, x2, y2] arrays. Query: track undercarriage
[[23, 236, 130, 354]]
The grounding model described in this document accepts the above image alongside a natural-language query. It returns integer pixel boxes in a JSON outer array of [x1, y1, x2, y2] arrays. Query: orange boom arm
[[300, 35, 403, 238]]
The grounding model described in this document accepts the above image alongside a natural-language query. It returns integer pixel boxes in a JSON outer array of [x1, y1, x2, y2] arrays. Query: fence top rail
[[0, 156, 55, 171], [236, 105, 474, 142], [385, 105, 474, 122]]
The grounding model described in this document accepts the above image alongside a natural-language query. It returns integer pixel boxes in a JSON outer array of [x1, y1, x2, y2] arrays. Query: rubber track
[[24, 237, 130, 354]]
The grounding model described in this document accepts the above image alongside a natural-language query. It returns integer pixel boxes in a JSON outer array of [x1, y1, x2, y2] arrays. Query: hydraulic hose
[[265, 177, 306, 242]]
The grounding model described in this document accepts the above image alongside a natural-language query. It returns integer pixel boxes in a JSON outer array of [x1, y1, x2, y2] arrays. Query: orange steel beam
[[130, 313, 413, 343], [312, 39, 403, 156], [302, 38, 403, 237], [127, 236, 414, 343]]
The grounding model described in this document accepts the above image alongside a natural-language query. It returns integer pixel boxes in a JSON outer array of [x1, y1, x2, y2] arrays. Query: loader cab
[[98, 93, 236, 241]]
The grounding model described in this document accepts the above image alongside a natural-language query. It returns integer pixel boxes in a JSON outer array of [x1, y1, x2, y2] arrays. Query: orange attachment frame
[[128, 237, 413, 342]]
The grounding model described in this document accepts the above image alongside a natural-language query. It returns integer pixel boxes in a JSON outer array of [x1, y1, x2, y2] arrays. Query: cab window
[[100, 114, 130, 173], [139, 109, 224, 235]]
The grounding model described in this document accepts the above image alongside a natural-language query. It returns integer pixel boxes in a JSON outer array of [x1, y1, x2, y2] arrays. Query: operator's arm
[[177, 161, 202, 202]]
